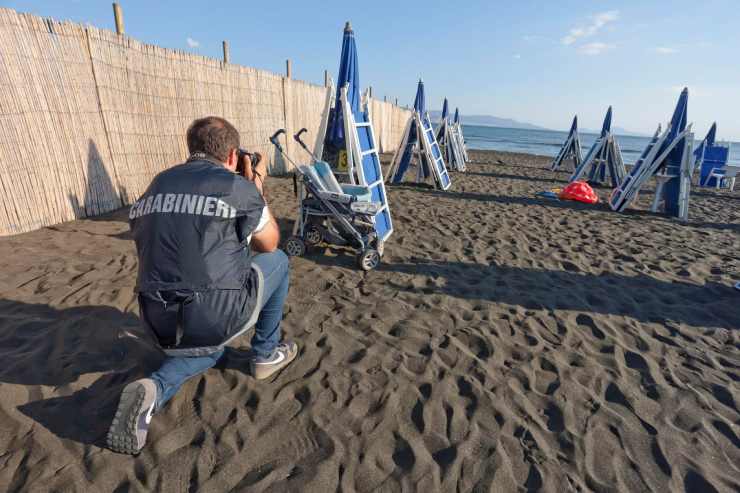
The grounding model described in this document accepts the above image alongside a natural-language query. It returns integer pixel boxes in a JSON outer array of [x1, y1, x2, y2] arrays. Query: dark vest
[[130, 158, 266, 353]]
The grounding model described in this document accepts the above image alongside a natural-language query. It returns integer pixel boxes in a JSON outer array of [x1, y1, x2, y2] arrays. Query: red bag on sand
[[559, 181, 599, 204]]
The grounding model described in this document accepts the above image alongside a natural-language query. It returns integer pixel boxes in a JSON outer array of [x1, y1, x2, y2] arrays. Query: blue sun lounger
[[610, 88, 694, 220]]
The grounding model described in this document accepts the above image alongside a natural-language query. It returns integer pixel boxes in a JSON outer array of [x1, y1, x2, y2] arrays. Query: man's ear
[[225, 148, 238, 172]]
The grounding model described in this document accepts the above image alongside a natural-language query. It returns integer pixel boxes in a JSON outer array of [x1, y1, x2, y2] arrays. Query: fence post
[[222, 40, 229, 64], [112, 3, 124, 34], [285, 59, 292, 79]]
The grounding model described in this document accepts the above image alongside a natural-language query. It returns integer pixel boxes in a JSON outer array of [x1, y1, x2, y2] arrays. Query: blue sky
[[5, 0, 740, 139]]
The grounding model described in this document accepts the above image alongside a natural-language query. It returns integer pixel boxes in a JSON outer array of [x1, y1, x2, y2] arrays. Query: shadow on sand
[[302, 253, 739, 331], [375, 258, 739, 330], [0, 299, 253, 447], [464, 170, 570, 185]]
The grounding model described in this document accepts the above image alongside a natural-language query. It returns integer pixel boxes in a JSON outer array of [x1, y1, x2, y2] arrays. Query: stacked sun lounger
[[435, 98, 466, 172], [569, 107, 626, 188], [551, 116, 582, 172], [386, 79, 452, 190], [609, 88, 694, 220]]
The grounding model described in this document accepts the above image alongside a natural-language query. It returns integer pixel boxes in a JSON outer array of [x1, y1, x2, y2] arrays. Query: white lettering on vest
[[151, 194, 163, 213], [131, 193, 237, 219], [202, 196, 216, 216], [162, 193, 176, 212]]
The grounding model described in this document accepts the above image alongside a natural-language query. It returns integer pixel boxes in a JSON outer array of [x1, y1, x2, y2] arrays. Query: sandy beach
[[0, 150, 738, 492]]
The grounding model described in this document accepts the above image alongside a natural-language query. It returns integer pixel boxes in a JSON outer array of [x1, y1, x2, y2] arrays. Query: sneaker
[[106, 378, 157, 454], [251, 341, 299, 380]]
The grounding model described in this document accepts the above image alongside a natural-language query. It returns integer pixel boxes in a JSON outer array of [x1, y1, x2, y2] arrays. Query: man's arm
[[251, 207, 279, 253], [242, 152, 279, 253]]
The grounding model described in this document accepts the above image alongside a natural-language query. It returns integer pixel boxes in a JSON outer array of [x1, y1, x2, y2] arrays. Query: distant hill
[[581, 126, 650, 137], [427, 110, 650, 136], [427, 111, 548, 131]]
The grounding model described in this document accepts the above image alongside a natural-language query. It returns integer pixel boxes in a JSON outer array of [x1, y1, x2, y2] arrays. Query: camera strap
[[186, 152, 223, 166]]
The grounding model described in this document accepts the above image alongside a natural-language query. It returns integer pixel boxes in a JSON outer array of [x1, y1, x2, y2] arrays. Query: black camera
[[236, 148, 261, 176]]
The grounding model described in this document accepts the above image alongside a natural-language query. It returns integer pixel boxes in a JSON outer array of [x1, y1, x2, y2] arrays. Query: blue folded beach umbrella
[[390, 79, 432, 182], [666, 88, 688, 143], [697, 122, 729, 187], [705, 122, 717, 146], [454, 108, 460, 124], [413, 79, 425, 114], [601, 106, 613, 137], [436, 98, 449, 142], [662, 88, 689, 216], [325, 22, 361, 151], [590, 107, 613, 182], [693, 122, 715, 171]]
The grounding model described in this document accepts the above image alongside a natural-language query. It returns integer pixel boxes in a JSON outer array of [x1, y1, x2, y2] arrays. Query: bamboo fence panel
[[370, 98, 389, 153], [370, 98, 412, 155], [288, 79, 330, 167], [0, 9, 119, 235], [87, 26, 290, 198], [0, 7, 413, 235]]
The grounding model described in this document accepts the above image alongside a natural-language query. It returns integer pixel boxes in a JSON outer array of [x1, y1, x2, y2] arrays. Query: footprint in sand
[[391, 434, 415, 472], [576, 314, 605, 340], [624, 350, 660, 400]]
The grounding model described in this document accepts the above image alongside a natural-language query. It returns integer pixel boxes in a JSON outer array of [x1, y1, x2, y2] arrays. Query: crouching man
[[107, 116, 298, 454]]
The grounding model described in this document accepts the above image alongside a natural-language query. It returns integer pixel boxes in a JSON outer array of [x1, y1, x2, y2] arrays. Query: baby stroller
[[269, 129, 384, 271]]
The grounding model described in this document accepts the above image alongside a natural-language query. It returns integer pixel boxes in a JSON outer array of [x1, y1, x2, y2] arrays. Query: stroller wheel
[[285, 236, 306, 257], [357, 249, 380, 271], [304, 226, 322, 246]]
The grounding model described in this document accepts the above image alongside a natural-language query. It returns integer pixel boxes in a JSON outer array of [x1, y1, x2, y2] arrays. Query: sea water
[[463, 125, 740, 166]]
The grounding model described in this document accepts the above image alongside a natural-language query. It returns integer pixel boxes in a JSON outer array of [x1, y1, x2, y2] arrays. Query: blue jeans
[[150, 249, 290, 410]]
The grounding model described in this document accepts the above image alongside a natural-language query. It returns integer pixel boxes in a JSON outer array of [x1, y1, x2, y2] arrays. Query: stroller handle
[[269, 129, 287, 152], [294, 128, 308, 143], [293, 128, 321, 162], [269, 128, 306, 176]]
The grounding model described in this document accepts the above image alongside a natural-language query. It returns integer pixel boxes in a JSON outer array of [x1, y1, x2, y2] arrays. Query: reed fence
[[0, 8, 412, 236]]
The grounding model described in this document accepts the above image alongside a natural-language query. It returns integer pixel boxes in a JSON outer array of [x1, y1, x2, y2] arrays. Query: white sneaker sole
[[106, 380, 156, 454]]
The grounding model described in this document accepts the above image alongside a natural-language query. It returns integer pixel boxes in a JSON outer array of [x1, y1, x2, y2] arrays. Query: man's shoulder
[[155, 160, 236, 184]]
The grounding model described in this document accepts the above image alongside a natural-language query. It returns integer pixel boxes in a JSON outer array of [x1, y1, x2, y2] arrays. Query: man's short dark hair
[[186, 116, 240, 162]]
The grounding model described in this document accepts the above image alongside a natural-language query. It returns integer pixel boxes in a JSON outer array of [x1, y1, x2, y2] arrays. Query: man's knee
[[268, 249, 290, 277], [253, 249, 290, 281], [273, 248, 289, 266]]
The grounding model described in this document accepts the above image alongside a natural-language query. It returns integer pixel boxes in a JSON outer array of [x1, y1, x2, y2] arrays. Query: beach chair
[[699, 145, 733, 189], [551, 116, 582, 172]]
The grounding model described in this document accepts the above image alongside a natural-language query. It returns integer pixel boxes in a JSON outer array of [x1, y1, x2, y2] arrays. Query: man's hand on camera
[[252, 153, 267, 181], [241, 152, 267, 195]]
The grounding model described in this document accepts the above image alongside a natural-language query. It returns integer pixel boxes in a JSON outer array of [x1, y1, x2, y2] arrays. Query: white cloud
[[186, 37, 200, 48], [579, 42, 613, 56], [655, 46, 678, 54], [562, 10, 619, 45], [513, 54, 522, 59]]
